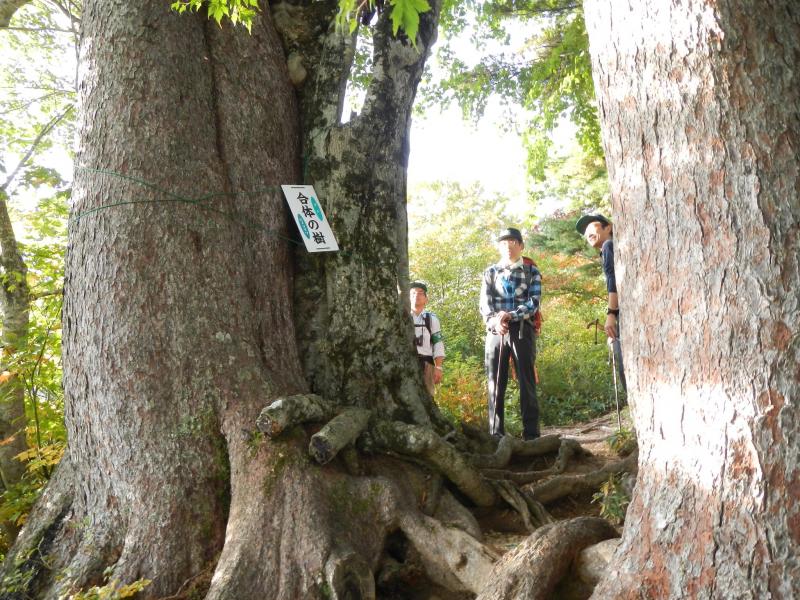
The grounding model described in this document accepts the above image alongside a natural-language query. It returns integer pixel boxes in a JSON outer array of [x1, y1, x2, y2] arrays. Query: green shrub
[[608, 427, 637, 456], [435, 356, 486, 426], [591, 474, 630, 525]]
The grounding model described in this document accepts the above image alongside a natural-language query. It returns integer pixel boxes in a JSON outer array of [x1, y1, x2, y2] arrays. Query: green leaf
[[389, 0, 431, 46], [170, 0, 260, 29]]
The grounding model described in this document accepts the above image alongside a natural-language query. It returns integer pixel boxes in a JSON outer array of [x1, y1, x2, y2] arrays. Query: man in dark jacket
[[576, 214, 627, 390]]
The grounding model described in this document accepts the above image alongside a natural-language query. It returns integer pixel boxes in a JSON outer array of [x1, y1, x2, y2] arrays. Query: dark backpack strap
[[413, 311, 433, 335]]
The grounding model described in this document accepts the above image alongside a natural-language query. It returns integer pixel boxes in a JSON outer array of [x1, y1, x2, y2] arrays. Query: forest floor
[[480, 409, 634, 556]]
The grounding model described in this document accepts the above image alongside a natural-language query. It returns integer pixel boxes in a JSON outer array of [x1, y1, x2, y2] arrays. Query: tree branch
[[1, 105, 74, 194], [3, 25, 73, 32], [30, 287, 63, 300], [1, 91, 70, 115], [45, 0, 80, 25], [0, 0, 30, 28]]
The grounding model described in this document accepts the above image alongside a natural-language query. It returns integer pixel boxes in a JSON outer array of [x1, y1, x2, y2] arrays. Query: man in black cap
[[576, 213, 626, 390], [410, 281, 445, 396], [479, 227, 542, 439]]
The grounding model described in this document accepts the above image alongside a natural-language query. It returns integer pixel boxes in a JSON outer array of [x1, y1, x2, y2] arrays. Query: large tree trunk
[[1, 2, 453, 599], [584, 1, 799, 597], [5, 1, 303, 596], [274, 0, 444, 425]]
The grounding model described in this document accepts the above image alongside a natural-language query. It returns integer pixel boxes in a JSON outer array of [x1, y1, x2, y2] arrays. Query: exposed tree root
[[509, 434, 563, 458], [256, 393, 335, 437], [481, 468, 551, 485], [0, 457, 75, 598], [367, 420, 497, 507], [480, 438, 588, 484], [475, 517, 619, 600], [490, 480, 554, 532], [420, 472, 444, 516], [399, 511, 499, 593], [11, 407, 635, 600], [459, 421, 494, 445], [309, 407, 372, 465], [251, 402, 636, 599], [527, 450, 639, 505], [324, 547, 375, 600], [551, 438, 588, 473], [469, 434, 563, 469], [432, 488, 484, 541], [469, 435, 515, 469]]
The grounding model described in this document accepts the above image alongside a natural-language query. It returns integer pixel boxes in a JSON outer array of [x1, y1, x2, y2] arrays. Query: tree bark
[[584, 1, 800, 597], [476, 517, 618, 600], [2, 1, 305, 596], [274, 0, 445, 426], [1, 2, 453, 599], [0, 188, 30, 545]]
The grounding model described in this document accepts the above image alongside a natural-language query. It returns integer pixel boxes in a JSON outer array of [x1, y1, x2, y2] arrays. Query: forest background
[[0, 0, 620, 555]]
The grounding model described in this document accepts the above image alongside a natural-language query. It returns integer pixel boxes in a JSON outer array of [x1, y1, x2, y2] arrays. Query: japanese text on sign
[[281, 185, 339, 253]]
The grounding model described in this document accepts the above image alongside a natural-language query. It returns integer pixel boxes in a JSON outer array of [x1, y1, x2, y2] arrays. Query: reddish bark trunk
[[1, 2, 446, 598], [584, 1, 800, 597]]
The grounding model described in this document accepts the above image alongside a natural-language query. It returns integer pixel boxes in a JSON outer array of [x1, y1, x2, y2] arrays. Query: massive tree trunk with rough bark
[[21, 0, 800, 597], [0, 2, 471, 599], [584, 1, 799, 597], [15, 1, 305, 596]]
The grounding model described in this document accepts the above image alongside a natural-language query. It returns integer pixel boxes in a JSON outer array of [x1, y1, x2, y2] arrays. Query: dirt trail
[[483, 410, 634, 554]]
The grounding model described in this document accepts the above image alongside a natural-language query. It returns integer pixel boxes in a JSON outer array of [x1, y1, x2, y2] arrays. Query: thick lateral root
[[551, 438, 588, 473], [469, 435, 515, 469], [420, 472, 444, 516], [399, 511, 500, 594], [469, 434, 563, 469], [325, 547, 375, 600], [369, 420, 497, 507], [475, 516, 619, 600], [527, 450, 638, 505], [433, 488, 484, 541], [481, 467, 551, 485], [256, 393, 335, 437], [309, 407, 372, 465], [481, 438, 588, 484], [510, 434, 563, 458]]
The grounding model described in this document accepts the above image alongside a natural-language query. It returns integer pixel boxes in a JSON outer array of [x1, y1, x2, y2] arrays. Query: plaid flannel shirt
[[479, 259, 541, 329]]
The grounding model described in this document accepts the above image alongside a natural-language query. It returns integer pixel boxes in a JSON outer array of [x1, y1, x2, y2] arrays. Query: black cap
[[409, 281, 427, 293], [496, 227, 523, 243], [576, 214, 611, 235]]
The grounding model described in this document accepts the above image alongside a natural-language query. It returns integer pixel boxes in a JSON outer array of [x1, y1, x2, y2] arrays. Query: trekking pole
[[492, 332, 506, 438], [608, 338, 622, 432]]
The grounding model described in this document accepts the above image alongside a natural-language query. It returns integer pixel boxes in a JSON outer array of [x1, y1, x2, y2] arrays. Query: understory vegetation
[[409, 185, 624, 435], [0, 0, 630, 586]]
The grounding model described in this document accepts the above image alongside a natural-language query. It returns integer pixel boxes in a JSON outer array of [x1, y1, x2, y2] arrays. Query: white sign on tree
[[281, 185, 339, 252]]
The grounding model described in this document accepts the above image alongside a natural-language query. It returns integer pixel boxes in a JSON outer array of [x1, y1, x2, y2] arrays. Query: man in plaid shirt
[[480, 227, 542, 440]]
